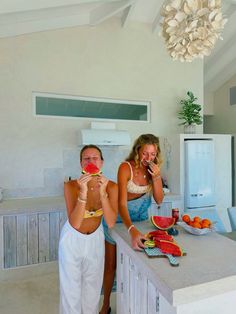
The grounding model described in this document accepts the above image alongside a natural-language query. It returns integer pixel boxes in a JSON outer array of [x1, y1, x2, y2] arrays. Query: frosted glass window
[[33, 92, 150, 122]]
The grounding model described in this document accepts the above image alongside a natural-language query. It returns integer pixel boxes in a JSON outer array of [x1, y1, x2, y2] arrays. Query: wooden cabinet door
[[129, 257, 148, 314], [3, 209, 67, 268], [28, 214, 39, 264], [16, 214, 28, 266], [3, 215, 17, 268], [49, 212, 60, 260], [116, 249, 130, 314], [147, 279, 159, 313], [38, 213, 50, 263]]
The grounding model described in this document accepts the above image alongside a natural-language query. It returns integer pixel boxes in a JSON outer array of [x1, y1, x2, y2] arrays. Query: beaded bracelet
[[127, 224, 135, 233], [77, 197, 87, 204], [153, 175, 161, 181]]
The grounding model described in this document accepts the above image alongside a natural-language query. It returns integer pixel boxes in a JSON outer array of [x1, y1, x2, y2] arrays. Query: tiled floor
[[0, 272, 116, 314]]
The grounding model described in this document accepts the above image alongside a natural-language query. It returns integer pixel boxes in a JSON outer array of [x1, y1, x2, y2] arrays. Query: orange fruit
[[189, 221, 195, 227], [193, 216, 201, 223], [192, 221, 202, 229], [201, 222, 210, 229], [182, 214, 190, 223], [201, 219, 211, 229], [202, 218, 211, 225]]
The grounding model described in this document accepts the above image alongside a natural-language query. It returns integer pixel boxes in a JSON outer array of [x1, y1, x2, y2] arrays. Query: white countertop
[[0, 196, 66, 215], [0, 193, 181, 215], [111, 221, 236, 306]]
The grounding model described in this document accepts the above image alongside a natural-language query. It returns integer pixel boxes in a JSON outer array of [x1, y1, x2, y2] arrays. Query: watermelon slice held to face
[[82, 163, 101, 176], [150, 216, 175, 230]]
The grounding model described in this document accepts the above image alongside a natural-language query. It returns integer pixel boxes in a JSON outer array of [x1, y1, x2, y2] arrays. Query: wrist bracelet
[[127, 224, 135, 233], [153, 175, 161, 181], [100, 193, 108, 199], [77, 197, 87, 204]]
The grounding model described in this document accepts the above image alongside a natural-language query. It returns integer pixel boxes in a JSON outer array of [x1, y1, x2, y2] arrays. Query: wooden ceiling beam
[[121, 4, 134, 28], [90, 0, 135, 25]]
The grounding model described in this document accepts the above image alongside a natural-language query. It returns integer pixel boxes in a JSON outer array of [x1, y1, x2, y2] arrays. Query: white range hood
[[78, 122, 131, 146]]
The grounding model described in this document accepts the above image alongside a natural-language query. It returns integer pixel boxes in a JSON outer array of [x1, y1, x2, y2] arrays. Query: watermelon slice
[[82, 163, 101, 176], [147, 230, 174, 242], [154, 240, 183, 256], [150, 216, 175, 230], [146, 230, 168, 239], [149, 230, 168, 236], [153, 234, 174, 242]]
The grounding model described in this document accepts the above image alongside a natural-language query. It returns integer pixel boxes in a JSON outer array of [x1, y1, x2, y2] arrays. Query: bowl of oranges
[[177, 214, 215, 235]]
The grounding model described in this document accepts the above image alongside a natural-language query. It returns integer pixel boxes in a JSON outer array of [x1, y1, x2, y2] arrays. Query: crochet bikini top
[[124, 161, 151, 194]]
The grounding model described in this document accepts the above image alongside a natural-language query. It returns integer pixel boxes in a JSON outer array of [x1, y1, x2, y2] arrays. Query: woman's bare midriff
[[71, 216, 102, 234]]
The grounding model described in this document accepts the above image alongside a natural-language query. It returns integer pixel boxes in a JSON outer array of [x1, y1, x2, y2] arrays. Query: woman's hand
[[97, 174, 109, 196], [76, 174, 92, 198], [129, 227, 147, 251], [148, 161, 161, 180]]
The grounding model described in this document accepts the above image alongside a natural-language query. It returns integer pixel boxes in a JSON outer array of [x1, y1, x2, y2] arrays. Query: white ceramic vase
[[184, 124, 196, 134]]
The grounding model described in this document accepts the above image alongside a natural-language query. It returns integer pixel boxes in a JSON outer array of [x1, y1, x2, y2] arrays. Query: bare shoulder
[[118, 161, 132, 179], [107, 180, 118, 191], [118, 161, 131, 172], [64, 180, 78, 193]]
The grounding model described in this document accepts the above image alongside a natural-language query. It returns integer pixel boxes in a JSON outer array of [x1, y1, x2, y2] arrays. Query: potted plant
[[178, 91, 203, 133]]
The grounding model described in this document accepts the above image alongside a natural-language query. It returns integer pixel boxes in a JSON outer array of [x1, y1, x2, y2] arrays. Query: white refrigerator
[[160, 134, 232, 232], [184, 139, 215, 209]]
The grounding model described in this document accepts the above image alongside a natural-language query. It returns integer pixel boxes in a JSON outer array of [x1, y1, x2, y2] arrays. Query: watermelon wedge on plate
[[82, 163, 101, 176], [154, 239, 184, 256], [150, 216, 175, 230]]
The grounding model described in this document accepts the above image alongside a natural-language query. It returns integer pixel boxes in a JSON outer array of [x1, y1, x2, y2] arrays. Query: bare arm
[[98, 175, 118, 228], [64, 174, 91, 229], [118, 163, 147, 251], [117, 163, 132, 228], [148, 161, 164, 204]]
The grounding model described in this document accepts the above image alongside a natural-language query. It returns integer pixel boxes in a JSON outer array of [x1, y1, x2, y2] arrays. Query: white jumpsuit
[[58, 220, 105, 314]]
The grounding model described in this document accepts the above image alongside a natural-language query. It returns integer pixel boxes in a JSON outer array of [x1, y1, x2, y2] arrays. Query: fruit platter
[[177, 214, 215, 235]]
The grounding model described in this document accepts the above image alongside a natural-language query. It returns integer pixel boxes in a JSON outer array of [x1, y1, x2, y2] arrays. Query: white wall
[[0, 18, 204, 198], [204, 74, 236, 134], [204, 74, 236, 209]]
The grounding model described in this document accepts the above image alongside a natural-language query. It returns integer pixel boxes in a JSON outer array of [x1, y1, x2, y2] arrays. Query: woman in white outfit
[[59, 145, 118, 314]]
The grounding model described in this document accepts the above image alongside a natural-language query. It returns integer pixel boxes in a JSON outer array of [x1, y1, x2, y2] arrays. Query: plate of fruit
[[177, 214, 215, 235]]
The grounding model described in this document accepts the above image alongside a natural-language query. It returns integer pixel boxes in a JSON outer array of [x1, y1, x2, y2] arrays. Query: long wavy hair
[[126, 134, 162, 167]]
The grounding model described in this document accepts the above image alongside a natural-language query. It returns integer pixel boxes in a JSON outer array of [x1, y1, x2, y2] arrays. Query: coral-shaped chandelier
[[160, 0, 227, 62]]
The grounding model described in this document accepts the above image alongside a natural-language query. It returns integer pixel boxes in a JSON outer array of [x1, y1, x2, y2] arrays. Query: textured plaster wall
[[0, 18, 203, 199]]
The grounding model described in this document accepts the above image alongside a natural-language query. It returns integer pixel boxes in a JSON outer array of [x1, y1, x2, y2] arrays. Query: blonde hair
[[126, 134, 162, 167]]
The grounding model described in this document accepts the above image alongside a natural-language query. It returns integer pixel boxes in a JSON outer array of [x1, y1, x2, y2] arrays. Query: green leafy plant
[[178, 91, 203, 126]]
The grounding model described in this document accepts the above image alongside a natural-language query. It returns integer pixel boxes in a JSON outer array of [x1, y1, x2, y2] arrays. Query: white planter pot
[[184, 124, 196, 134]]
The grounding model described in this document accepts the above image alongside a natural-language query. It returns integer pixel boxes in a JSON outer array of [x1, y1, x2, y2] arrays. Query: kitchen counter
[[111, 221, 236, 314], [0, 193, 181, 215], [0, 196, 66, 215]]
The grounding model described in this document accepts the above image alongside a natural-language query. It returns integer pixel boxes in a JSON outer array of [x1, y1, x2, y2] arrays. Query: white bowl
[[177, 221, 215, 235]]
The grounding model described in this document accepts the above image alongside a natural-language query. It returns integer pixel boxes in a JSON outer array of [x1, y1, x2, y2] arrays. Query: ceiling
[[1, 0, 236, 93]]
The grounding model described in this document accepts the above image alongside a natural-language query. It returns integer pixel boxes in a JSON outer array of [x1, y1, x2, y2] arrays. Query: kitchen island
[[111, 221, 236, 314]]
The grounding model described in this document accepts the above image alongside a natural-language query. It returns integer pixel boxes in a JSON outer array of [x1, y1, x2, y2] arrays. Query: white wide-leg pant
[[58, 221, 105, 314]]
